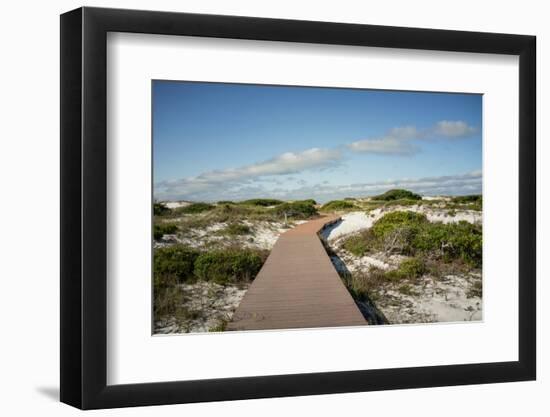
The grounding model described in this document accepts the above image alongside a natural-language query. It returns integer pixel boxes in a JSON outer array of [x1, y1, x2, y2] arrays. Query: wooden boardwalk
[[227, 215, 366, 331]]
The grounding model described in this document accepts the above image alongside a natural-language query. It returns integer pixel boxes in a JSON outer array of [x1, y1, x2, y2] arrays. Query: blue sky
[[153, 81, 482, 203]]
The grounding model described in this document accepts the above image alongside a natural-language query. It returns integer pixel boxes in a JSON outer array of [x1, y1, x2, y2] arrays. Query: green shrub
[[441, 221, 482, 266], [216, 200, 235, 205], [413, 221, 482, 266], [153, 202, 170, 216], [412, 222, 450, 252], [452, 195, 482, 204], [220, 223, 252, 236], [386, 257, 426, 281], [321, 200, 357, 211], [343, 233, 371, 256], [372, 189, 422, 201], [153, 245, 200, 288], [176, 202, 215, 214], [216, 203, 252, 215], [239, 198, 283, 207], [341, 211, 482, 267], [371, 211, 428, 239], [381, 198, 420, 208], [451, 194, 482, 211], [399, 257, 426, 277], [153, 223, 178, 240], [194, 249, 267, 284], [274, 201, 318, 219], [295, 199, 317, 205]]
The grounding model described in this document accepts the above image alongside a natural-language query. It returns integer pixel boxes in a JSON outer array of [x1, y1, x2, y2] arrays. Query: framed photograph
[[60, 6, 536, 409]]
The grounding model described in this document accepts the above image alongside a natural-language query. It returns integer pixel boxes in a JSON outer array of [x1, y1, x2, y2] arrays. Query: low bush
[[341, 211, 482, 267], [239, 198, 283, 207], [176, 202, 215, 214], [441, 222, 482, 266], [386, 257, 426, 281], [274, 201, 318, 219], [153, 202, 170, 216], [154, 245, 267, 289], [412, 222, 450, 252], [153, 245, 200, 289], [153, 223, 178, 240], [194, 249, 268, 284], [343, 231, 374, 256], [413, 221, 482, 266], [216, 203, 252, 215], [371, 211, 427, 239], [380, 198, 421, 208], [220, 222, 252, 236], [295, 199, 317, 205], [451, 194, 482, 211], [452, 195, 482, 204], [372, 189, 422, 201], [216, 200, 235, 205], [399, 257, 427, 277], [207, 203, 263, 223], [321, 200, 357, 211]]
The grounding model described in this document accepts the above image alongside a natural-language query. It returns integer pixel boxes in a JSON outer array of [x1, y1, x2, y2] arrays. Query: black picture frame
[[60, 6, 536, 410]]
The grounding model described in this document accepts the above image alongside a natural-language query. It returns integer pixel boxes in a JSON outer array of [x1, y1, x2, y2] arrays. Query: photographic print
[[152, 81, 482, 334]]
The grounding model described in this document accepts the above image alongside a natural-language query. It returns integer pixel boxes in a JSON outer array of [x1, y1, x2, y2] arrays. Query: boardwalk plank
[[227, 215, 366, 331]]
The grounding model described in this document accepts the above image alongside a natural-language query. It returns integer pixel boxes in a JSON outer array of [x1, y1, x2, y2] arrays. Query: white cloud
[[388, 126, 420, 140], [348, 137, 419, 155], [434, 120, 477, 138], [155, 147, 342, 200], [347, 120, 477, 156]]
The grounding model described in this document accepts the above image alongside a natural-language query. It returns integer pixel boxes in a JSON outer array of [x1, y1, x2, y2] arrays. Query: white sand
[[351, 255, 390, 271], [160, 220, 296, 251], [171, 222, 228, 248], [422, 196, 451, 201], [164, 201, 191, 209], [381, 274, 482, 324], [321, 212, 374, 242], [407, 206, 482, 224], [241, 220, 289, 250]]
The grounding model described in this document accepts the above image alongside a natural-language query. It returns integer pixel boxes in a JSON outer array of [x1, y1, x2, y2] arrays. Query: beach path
[[227, 215, 366, 331]]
